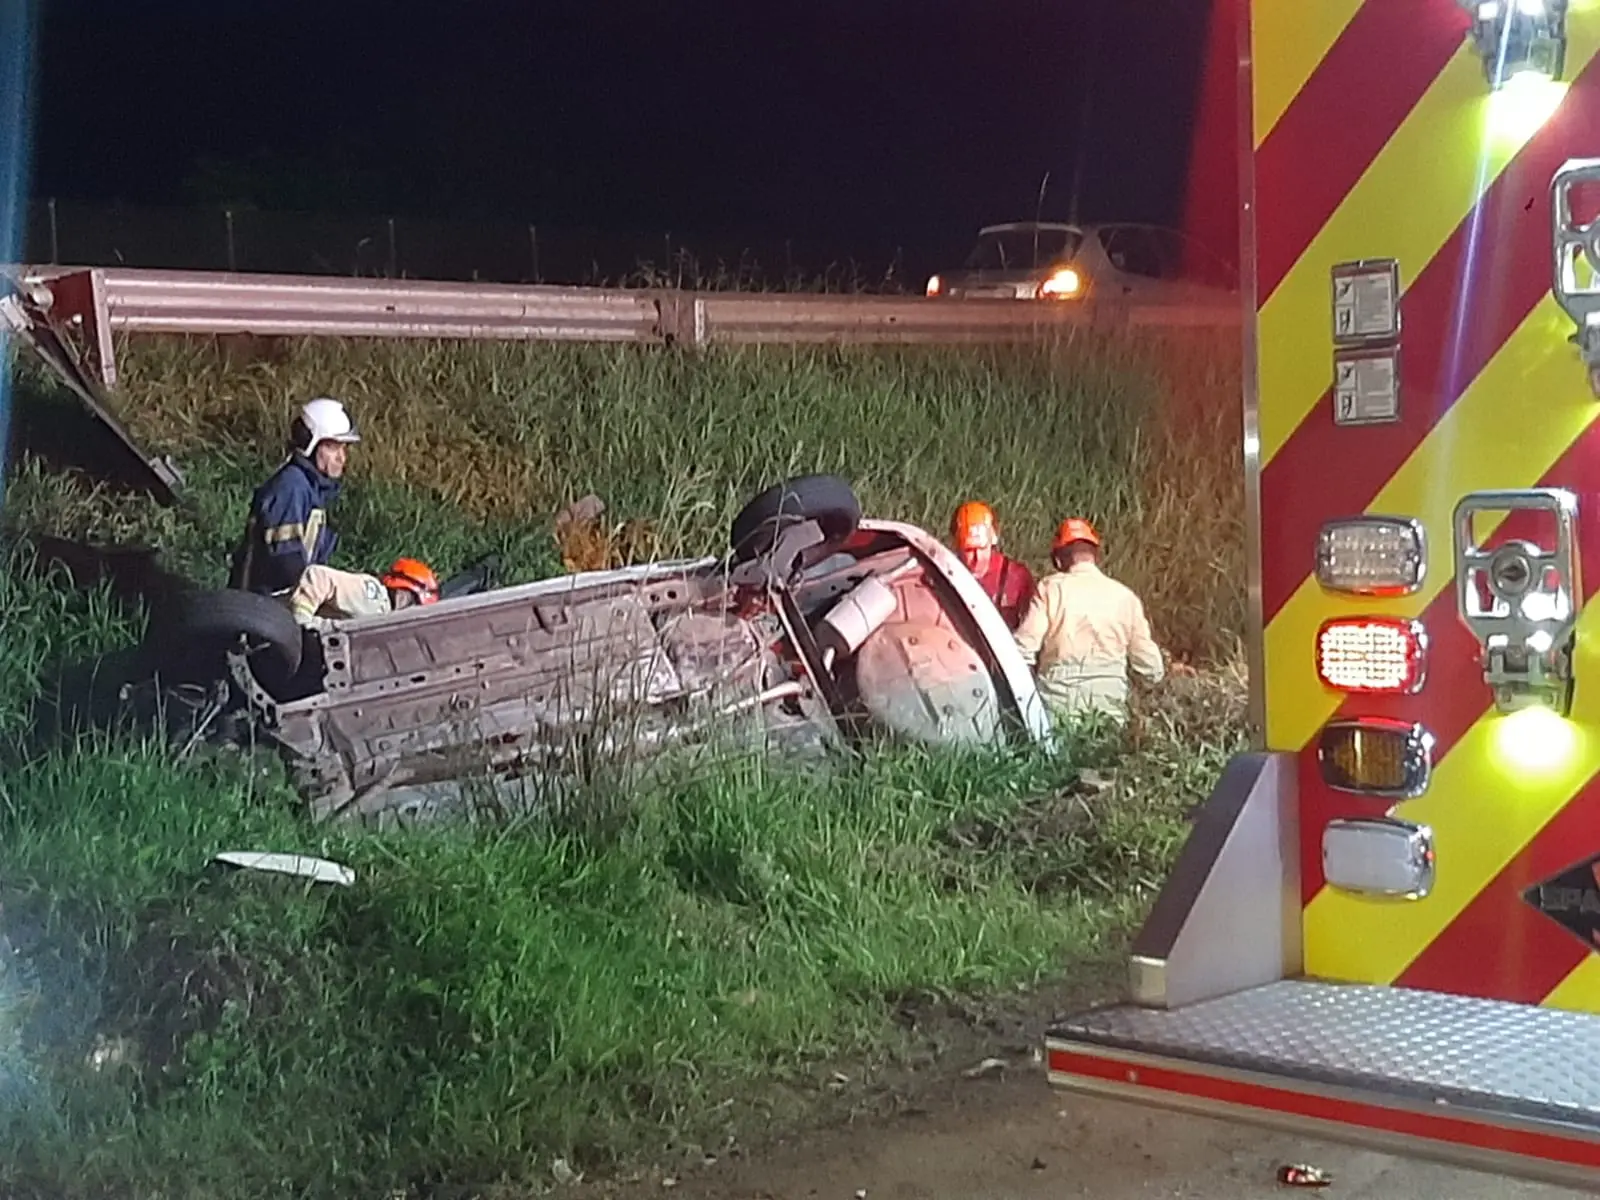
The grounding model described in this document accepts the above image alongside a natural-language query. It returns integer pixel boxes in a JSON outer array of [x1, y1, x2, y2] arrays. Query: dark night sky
[[29, 0, 1209, 268]]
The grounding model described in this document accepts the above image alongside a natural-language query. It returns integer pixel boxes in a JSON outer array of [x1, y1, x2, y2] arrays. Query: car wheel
[[145, 588, 305, 684], [730, 474, 862, 563]]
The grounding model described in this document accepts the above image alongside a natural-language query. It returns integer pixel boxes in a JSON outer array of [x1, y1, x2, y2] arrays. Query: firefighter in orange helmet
[[1013, 517, 1167, 723], [949, 500, 1037, 630], [287, 556, 441, 630]]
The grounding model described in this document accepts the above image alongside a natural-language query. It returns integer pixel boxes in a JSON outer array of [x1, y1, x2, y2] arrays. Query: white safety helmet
[[292, 396, 361, 454]]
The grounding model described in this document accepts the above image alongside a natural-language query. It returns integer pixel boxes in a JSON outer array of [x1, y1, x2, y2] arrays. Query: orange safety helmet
[[1052, 517, 1101, 551], [950, 501, 1000, 552], [381, 557, 441, 605]]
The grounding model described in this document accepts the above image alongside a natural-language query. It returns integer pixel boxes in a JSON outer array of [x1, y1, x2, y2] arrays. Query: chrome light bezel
[[1317, 717, 1436, 799], [1322, 816, 1436, 901], [1315, 516, 1427, 597], [1315, 618, 1431, 697]]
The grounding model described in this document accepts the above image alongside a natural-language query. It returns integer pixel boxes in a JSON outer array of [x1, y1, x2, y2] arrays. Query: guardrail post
[[653, 289, 698, 348], [44, 269, 118, 388], [224, 209, 237, 272], [47, 197, 58, 264]]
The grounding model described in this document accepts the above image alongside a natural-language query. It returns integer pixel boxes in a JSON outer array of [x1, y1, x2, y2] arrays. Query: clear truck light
[[1463, 0, 1568, 89], [1318, 717, 1435, 798], [1316, 617, 1428, 694], [1322, 817, 1436, 900], [1315, 517, 1425, 595], [1492, 705, 1581, 775]]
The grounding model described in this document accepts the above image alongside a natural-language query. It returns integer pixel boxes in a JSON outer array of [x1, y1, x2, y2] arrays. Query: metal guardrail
[[689, 291, 1127, 344], [107, 271, 664, 343], [11, 265, 1240, 387]]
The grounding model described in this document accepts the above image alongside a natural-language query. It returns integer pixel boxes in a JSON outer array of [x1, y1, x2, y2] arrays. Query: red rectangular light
[[1316, 617, 1428, 695]]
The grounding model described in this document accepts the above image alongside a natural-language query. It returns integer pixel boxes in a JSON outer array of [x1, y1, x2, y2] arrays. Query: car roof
[[976, 221, 1086, 236], [974, 220, 1192, 236]]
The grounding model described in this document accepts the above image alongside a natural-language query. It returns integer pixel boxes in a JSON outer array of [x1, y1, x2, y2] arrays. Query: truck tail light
[[1318, 718, 1435, 799], [1316, 617, 1428, 694], [1316, 517, 1425, 595], [1322, 817, 1435, 899]]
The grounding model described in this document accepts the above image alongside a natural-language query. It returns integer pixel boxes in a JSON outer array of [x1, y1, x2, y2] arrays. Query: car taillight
[[1318, 717, 1435, 798], [1315, 517, 1426, 595], [1038, 266, 1082, 299], [1316, 617, 1428, 694]]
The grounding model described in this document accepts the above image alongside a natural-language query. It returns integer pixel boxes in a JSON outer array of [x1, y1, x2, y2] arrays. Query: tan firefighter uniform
[[287, 557, 442, 629], [287, 564, 393, 628], [1013, 519, 1166, 722]]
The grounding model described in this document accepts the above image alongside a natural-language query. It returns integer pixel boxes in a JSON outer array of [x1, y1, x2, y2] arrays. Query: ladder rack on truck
[[1045, 1, 1600, 1190]]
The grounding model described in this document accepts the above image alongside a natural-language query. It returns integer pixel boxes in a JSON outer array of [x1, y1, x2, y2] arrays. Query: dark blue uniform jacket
[[229, 453, 343, 594]]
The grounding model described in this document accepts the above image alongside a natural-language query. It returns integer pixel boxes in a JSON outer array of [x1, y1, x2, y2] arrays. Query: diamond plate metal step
[[1046, 980, 1600, 1189], [1052, 979, 1600, 1126]]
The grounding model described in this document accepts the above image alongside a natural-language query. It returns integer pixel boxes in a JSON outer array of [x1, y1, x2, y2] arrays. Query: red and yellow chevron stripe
[[1253, 0, 1600, 1013]]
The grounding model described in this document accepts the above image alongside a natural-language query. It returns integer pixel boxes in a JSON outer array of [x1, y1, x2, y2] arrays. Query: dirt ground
[[568, 972, 1596, 1200], [588, 1073, 1591, 1200]]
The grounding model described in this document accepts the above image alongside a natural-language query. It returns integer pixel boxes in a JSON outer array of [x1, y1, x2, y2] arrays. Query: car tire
[[145, 588, 305, 683], [730, 474, 862, 562]]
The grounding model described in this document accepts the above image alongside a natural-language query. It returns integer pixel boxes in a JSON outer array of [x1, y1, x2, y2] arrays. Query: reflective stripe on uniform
[[263, 522, 307, 546]]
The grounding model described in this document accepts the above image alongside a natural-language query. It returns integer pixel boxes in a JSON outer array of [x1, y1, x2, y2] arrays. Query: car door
[[1096, 225, 1167, 300]]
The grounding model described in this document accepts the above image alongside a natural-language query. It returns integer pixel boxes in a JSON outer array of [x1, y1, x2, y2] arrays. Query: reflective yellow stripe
[[264, 507, 325, 552], [305, 509, 326, 559], [1251, 0, 1364, 147], [1543, 956, 1600, 1012], [264, 522, 307, 546], [1258, 18, 1600, 464], [1304, 597, 1600, 984], [1263, 298, 1599, 751]]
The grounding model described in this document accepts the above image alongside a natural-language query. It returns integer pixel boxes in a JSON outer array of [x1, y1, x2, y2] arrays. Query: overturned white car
[[142, 476, 1053, 826]]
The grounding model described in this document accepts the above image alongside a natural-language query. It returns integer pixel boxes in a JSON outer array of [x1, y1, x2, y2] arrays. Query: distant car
[[141, 475, 1055, 827], [924, 221, 1238, 305]]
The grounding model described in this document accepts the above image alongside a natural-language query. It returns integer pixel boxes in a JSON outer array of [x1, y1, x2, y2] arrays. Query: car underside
[[139, 476, 1054, 827]]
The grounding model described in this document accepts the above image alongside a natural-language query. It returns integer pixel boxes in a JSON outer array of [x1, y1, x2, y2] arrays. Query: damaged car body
[[141, 476, 1054, 826]]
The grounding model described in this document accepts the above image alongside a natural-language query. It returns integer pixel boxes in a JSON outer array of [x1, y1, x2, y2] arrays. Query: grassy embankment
[[0, 328, 1246, 1198]]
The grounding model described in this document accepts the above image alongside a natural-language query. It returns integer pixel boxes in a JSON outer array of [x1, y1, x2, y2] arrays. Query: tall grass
[[0, 327, 1248, 1196], [77, 327, 1244, 658]]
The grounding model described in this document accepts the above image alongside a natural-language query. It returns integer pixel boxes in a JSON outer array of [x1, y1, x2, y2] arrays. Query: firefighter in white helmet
[[1013, 517, 1170, 724], [228, 397, 364, 596]]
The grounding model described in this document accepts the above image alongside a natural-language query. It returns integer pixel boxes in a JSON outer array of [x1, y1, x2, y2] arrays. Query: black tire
[[145, 588, 305, 683], [729, 474, 862, 562]]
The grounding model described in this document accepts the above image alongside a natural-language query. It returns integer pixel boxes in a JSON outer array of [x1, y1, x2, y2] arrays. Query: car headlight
[[1038, 267, 1082, 299], [926, 274, 943, 297]]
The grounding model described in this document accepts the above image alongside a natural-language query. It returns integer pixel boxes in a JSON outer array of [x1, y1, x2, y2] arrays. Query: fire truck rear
[[1045, 0, 1600, 1188]]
